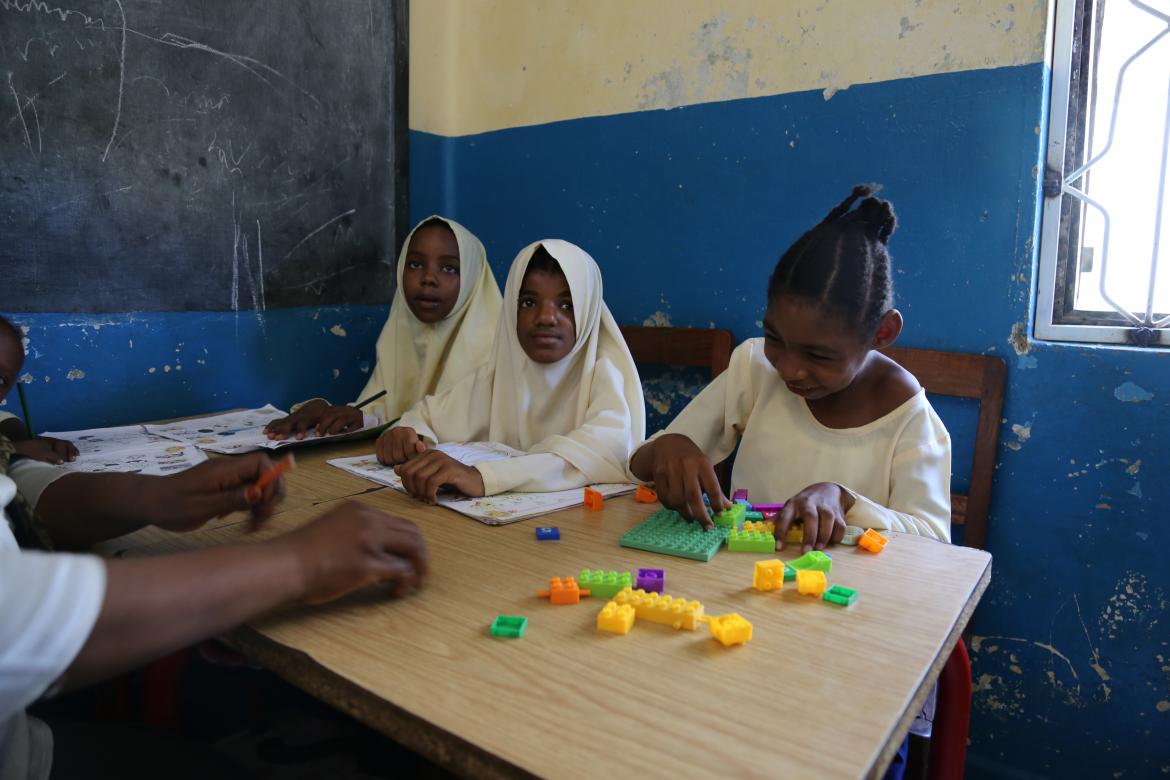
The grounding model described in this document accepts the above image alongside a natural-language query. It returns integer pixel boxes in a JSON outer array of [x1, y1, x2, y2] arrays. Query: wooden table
[[121, 445, 991, 780]]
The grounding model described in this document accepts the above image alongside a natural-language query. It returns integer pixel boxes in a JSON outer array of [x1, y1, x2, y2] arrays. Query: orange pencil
[[246, 453, 295, 503]]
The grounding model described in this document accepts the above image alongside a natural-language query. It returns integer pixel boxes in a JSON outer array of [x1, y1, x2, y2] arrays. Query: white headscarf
[[401, 239, 645, 483], [356, 216, 501, 422]]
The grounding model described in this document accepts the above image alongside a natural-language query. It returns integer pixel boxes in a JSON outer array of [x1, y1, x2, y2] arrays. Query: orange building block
[[859, 528, 889, 554], [538, 576, 591, 605], [634, 485, 659, 503], [584, 487, 605, 511]]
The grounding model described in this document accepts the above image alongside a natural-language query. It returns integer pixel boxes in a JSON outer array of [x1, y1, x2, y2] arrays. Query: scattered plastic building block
[[634, 485, 659, 503], [619, 509, 730, 562], [742, 519, 775, 534], [745, 510, 764, 521], [789, 550, 833, 573], [732, 489, 749, 502], [752, 503, 785, 513], [785, 522, 805, 545], [636, 568, 665, 593], [784, 563, 797, 582], [824, 585, 859, 606], [490, 615, 527, 638], [734, 499, 753, 509], [753, 559, 785, 591], [727, 528, 776, 553], [578, 569, 633, 599], [700, 613, 753, 646], [796, 569, 828, 597], [841, 525, 864, 546], [583, 487, 605, 511], [596, 601, 636, 634], [537, 576, 591, 605], [613, 587, 704, 630], [712, 502, 747, 528], [535, 526, 560, 541], [859, 528, 889, 554]]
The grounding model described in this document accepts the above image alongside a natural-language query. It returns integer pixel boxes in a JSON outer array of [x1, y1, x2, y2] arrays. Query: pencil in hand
[[245, 453, 295, 505]]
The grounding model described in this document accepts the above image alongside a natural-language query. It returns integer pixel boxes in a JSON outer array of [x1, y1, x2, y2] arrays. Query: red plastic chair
[[929, 641, 972, 780]]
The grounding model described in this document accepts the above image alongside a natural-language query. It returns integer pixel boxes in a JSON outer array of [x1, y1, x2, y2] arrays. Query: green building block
[[784, 564, 796, 582], [578, 569, 633, 599], [788, 550, 833, 573], [619, 508, 730, 562], [823, 585, 859, 607], [712, 503, 746, 528], [490, 615, 528, 638], [726, 529, 776, 553]]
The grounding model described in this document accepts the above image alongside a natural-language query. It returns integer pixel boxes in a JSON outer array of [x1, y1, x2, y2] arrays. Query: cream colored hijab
[[356, 216, 501, 422], [405, 239, 645, 483]]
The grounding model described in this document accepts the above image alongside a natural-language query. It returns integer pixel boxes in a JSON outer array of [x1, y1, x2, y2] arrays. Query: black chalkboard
[[0, 0, 407, 312]]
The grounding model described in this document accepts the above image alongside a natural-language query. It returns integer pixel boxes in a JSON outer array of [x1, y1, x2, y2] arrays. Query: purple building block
[[732, 489, 749, 502], [636, 567, 665, 593]]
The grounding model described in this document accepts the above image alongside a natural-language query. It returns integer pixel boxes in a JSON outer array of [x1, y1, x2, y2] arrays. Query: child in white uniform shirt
[[630, 185, 951, 552]]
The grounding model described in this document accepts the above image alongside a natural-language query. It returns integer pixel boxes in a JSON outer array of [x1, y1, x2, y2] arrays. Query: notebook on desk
[[328, 441, 635, 525]]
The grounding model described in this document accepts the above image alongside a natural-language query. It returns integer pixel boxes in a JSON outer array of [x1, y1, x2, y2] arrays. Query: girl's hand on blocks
[[394, 450, 485, 504], [776, 482, 854, 553], [377, 426, 428, 465], [314, 404, 364, 437], [264, 399, 328, 440], [275, 501, 429, 604], [646, 433, 730, 528], [13, 436, 79, 465], [150, 453, 287, 532]]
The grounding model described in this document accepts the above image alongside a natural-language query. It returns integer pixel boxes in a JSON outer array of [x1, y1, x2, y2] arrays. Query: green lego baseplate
[[578, 569, 633, 599], [619, 508, 730, 562]]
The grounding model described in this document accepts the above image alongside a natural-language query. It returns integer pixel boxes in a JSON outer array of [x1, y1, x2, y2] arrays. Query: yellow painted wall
[[410, 0, 1048, 137]]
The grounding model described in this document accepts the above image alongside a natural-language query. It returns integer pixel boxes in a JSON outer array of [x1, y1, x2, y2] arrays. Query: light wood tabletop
[[120, 445, 993, 780]]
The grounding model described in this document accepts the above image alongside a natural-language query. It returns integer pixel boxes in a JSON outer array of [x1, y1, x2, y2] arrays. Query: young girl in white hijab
[[266, 217, 501, 438], [379, 239, 645, 500]]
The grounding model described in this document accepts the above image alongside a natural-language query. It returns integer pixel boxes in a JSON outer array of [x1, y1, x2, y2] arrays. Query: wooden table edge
[[223, 626, 536, 779], [867, 550, 993, 780]]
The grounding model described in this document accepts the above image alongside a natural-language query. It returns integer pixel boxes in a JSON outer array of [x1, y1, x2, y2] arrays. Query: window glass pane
[[1072, 0, 1170, 316]]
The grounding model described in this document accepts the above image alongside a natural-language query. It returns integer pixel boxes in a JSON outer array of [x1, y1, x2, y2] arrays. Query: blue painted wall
[[1, 307, 387, 432], [410, 64, 1170, 778]]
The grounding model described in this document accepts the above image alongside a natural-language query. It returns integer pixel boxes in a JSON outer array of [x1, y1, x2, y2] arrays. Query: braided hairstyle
[[767, 184, 898, 338]]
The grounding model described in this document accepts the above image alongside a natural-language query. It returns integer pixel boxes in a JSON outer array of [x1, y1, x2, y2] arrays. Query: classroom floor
[[34, 646, 456, 779]]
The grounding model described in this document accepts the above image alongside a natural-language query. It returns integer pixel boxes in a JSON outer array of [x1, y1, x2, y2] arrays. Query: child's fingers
[[829, 518, 846, 546], [680, 466, 712, 527], [814, 507, 835, 550], [775, 503, 798, 550]]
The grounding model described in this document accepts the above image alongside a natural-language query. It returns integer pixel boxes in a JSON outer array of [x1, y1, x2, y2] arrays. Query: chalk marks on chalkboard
[[98, 0, 125, 162], [7, 73, 37, 156], [284, 209, 357, 260]]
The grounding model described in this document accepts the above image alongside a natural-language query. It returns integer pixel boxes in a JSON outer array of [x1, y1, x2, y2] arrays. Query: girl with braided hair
[[630, 184, 952, 552]]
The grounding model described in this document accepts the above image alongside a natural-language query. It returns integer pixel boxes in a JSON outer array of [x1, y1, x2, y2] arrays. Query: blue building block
[[535, 526, 560, 541], [619, 509, 730, 562]]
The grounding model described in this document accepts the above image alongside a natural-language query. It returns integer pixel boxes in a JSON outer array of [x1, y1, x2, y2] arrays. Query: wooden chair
[[619, 326, 735, 488], [882, 346, 1006, 780], [882, 347, 1006, 551]]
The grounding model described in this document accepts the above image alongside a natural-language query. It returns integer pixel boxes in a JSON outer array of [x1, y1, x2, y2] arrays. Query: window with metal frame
[[1036, 0, 1170, 347]]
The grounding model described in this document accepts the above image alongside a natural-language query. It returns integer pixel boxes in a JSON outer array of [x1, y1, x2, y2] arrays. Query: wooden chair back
[[620, 326, 736, 489], [882, 347, 1006, 551]]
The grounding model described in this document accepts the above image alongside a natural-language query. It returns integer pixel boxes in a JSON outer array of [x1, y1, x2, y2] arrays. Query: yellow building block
[[701, 613, 753, 646], [742, 520, 776, 534], [596, 601, 636, 634], [612, 587, 704, 630], [796, 569, 828, 597], [752, 559, 785, 591]]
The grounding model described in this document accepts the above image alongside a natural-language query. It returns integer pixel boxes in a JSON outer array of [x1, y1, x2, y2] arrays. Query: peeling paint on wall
[[1114, 381, 1154, 403]]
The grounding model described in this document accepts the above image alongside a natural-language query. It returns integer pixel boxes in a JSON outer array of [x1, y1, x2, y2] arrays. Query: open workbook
[[329, 441, 635, 525], [39, 405, 382, 474]]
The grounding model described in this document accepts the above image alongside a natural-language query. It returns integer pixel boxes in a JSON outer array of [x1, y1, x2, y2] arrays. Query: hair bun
[[853, 196, 898, 244]]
